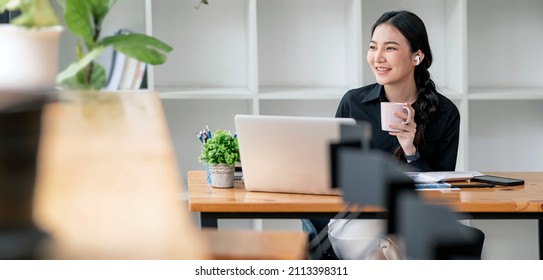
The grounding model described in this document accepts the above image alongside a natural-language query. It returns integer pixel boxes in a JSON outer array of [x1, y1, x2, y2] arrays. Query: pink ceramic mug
[[380, 102, 411, 131]]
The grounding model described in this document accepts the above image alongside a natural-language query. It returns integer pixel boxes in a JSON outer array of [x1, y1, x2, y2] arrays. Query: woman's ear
[[414, 52, 424, 66]]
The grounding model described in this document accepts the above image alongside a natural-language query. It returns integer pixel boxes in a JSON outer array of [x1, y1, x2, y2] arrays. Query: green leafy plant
[[55, 0, 173, 90], [199, 130, 240, 166], [0, 0, 60, 27]]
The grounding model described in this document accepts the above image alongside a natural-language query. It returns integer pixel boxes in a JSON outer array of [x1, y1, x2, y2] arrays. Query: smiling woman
[[323, 10, 486, 260], [337, 10, 449, 172]]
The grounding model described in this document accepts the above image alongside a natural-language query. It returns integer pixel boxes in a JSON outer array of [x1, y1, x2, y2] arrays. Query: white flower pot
[[0, 25, 63, 92], [208, 163, 235, 188]]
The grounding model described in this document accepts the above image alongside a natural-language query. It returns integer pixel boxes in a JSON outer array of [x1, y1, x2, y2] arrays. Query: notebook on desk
[[234, 114, 356, 195], [407, 171, 484, 183]]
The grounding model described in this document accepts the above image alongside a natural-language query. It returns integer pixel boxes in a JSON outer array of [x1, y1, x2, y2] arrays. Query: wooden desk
[[188, 170, 543, 258], [33, 91, 210, 259], [203, 229, 307, 260]]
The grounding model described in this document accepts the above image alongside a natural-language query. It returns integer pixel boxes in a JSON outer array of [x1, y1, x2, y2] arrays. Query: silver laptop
[[234, 114, 356, 195]]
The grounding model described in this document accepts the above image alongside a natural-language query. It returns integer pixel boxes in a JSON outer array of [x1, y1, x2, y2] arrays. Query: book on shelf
[[117, 56, 138, 90], [105, 48, 126, 90], [139, 67, 148, 89], [130, 60, 147, 90], [105, 29, 147, 91]]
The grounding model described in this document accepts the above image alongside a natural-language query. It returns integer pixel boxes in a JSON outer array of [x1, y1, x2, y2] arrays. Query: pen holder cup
[[208, 163, 235, 188], [205, 163, 212, 186]]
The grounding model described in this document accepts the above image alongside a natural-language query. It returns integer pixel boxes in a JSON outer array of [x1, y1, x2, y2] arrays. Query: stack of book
[[105, 29, 147, 91]]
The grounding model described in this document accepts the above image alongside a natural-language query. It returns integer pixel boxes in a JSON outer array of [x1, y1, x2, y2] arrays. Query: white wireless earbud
[[415, 55, 420, 65]]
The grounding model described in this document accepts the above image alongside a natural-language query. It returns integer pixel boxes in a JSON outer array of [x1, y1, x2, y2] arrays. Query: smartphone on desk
[[471, 175, 524, 186], [452, 183, 495, 188]]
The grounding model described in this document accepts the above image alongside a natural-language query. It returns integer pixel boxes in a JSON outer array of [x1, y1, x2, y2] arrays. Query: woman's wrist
[[404, 146, 417, 156], [405, 146, 419, 162]]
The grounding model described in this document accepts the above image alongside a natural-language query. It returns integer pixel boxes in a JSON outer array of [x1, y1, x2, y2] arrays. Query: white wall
[[469, 100, 543, 171]]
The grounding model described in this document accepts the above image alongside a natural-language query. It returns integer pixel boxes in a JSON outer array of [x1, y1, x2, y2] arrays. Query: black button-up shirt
[[335, 83, 460, 171]]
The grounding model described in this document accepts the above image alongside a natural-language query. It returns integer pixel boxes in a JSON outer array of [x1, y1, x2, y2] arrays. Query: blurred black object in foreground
[[0, 91, 50, 259]]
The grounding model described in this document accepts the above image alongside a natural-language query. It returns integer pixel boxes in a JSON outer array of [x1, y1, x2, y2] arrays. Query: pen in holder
[[197, 125, 214, 186]]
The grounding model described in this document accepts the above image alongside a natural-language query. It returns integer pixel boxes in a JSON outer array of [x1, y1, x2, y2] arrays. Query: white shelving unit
[[125, 0, 543, 259], [465, 0, 543, 175], [142, 0, 543, 175]]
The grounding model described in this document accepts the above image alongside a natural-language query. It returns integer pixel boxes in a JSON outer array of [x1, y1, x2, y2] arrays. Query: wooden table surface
[[188, 170, 543, 259], [426, 173, 543, 212], [33, 91, 209, 259], [203, 229, 307, 260], [188, 170, 543, 213]]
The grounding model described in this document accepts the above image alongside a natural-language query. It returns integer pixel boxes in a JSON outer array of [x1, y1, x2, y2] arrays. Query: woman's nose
[[374, 50, 386, 63]]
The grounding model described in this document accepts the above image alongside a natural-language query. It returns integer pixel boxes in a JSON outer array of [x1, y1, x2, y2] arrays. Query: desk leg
[[539, 219, 542, 260], [200, 213, 218, 228]]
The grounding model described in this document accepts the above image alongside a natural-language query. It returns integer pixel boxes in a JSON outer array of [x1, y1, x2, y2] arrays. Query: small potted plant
[[0, 0, 63, 92], [198, 129, 240, 188]]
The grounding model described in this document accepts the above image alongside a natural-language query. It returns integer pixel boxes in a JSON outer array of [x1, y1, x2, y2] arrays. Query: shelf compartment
[[467, 0, 543, 88], [257, 0, 358, 89], [151, 0, 251, 89], [468, 100, 543, 171]]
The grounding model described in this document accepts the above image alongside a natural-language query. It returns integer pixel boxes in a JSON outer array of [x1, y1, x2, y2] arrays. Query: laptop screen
[[235, 114, 355, 195]]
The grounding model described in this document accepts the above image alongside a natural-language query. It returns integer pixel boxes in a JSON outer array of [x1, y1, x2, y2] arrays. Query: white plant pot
[[0, 25, 63, 92], [208, 163, 235, 188]]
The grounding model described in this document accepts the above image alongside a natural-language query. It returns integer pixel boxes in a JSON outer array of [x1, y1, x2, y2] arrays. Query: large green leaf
[[88, 0, 114, 27], [100, 33, 173, 65], [57, 46, 104, 84], [64, 0, 94, 49]]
